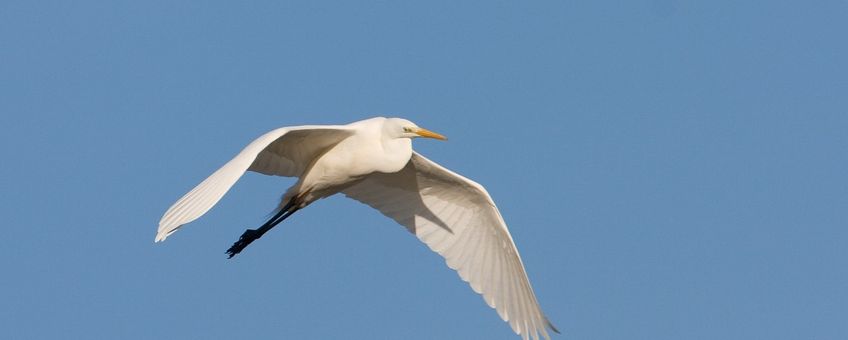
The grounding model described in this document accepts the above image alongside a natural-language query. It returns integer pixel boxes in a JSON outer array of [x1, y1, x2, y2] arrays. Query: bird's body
[[283, 117, 412, 206], [157, 117, 558, 340]]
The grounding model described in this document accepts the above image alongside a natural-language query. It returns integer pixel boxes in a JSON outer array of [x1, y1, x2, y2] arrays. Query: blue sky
[[2, 1, 846, 339]]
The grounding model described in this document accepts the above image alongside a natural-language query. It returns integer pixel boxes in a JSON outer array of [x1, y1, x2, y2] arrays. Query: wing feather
[[156, 125, 354, 241], [342, 152, 556, 339]]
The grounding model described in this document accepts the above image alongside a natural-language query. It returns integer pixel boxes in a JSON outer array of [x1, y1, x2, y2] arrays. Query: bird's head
[[386, 118, 448, 141]]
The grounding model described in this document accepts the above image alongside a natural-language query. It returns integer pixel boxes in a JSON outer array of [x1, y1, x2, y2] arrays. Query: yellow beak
[[414, 127, 447, 141]]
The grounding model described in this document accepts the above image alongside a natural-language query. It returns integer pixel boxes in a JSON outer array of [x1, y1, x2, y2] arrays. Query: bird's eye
[[403, 127, 412, 133]]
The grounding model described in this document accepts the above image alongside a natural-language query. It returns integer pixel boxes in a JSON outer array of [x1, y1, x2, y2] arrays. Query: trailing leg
[[226, 199, 300, 258]]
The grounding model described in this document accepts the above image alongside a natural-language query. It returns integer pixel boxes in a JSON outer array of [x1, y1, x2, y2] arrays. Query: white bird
[[156, 117, 558, 340]]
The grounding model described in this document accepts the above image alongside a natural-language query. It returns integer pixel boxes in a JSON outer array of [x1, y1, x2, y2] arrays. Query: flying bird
[[156, 117, 558, 340]]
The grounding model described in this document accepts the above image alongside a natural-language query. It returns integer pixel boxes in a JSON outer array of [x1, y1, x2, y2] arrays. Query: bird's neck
[[379, 138, 413, 173]]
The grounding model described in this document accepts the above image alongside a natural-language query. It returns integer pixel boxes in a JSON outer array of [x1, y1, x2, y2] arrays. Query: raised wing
[[342, 152, 558, 340], [156, 125, 354, 242]]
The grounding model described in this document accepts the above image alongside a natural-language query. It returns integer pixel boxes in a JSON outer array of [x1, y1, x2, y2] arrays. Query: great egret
[[156, 117, 558, 340]]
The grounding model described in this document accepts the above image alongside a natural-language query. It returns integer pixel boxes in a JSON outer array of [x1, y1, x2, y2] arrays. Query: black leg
[[226, 200, 299, 258]]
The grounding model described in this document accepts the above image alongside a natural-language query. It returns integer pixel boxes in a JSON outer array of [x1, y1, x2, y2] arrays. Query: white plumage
[[157, 117, 558, 339]]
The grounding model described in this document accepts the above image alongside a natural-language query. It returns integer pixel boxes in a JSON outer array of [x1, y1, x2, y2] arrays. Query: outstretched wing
[[156, 125, 355, 242], [342, 152, 558, 340]]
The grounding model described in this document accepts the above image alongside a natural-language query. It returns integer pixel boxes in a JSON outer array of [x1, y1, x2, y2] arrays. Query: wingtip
[[155, 224, 183, 243], [546, 317, 561, 334], [154, 229, 171, 243]]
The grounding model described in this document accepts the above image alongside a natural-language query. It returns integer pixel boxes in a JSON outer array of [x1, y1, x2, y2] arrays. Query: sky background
[[1, 1, 846, 339]]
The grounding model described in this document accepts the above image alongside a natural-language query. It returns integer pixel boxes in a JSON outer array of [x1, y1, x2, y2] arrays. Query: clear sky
[[1, 1, 846, 339]]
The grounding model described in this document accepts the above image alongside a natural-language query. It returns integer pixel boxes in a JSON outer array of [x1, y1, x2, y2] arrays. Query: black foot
[[226, 229, 263, 258]]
